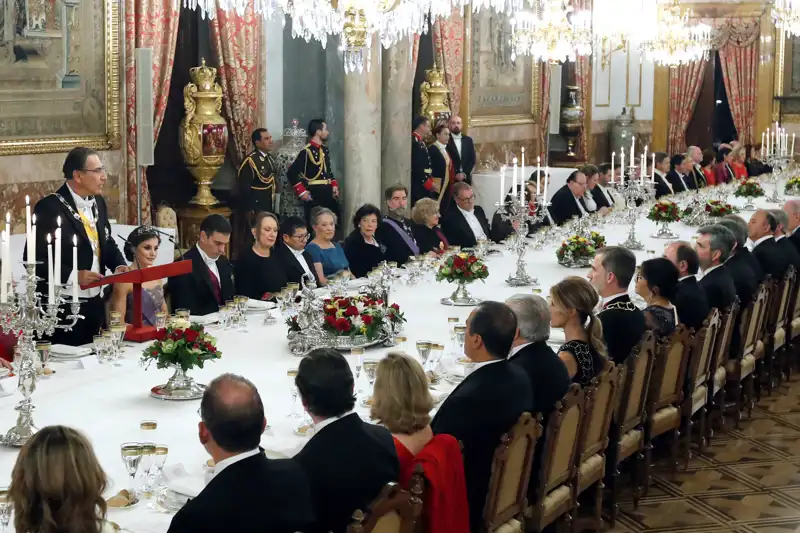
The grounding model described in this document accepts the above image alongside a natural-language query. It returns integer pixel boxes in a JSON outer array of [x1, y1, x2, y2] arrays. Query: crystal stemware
[[287, 369, 301, 419], [0, 488, 10, 531], [453, 325, 467, 356], [111, 324, 127, 358], [362, 359, 379, 402], [120, 442, 143, 494], [175, 308, 190, 321], [235, 296, 249, 331], [151, 444, 169, 489], [416, 341, 432, 367], [154, 311, 167, 330], [36, 341, 51, 372], [138, 442, 156, 496], [93, 334, 106, 363]]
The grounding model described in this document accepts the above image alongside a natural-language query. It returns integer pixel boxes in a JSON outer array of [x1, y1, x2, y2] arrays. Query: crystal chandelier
[[592, 0, 654, 69], [772, 0, 800, 36], [639, 0, 711, 67], [510, 0, 592, 63]]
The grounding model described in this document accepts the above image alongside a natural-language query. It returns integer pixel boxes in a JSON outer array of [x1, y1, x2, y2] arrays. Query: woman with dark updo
[[109, 225, 166, 325]]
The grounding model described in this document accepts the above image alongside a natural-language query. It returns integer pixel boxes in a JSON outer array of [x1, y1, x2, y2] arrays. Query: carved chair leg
[[671, 428, 681, 480], [698, 406, 707, 451], [642, 441, 653, 498], [632, 450, 643, 509], [594, 480, 604, 533], [609, 467, 620, 527], [683, 415, 693, 471]]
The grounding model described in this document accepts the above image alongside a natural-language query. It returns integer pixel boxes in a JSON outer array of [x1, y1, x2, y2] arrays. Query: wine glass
[[453, 325, 467, 356], [36, 341, 51, 373], [151, 444, 169, 490], [120, 442, 143, 494], [0, 488, 10, 531], [235, 296, 249, 331], [102, 330, 118, 366], [225, 301, 236, 329], [111, 324, 127, 358], [394, 336, 408, 352], [109, 310, 122, 326], [140, 419, 158, 442], [93, 335, 106, 363], [139, 442, 156, 496], [154, 311, 167, 330], [362, 359, 379, 402], [176, 309, 190, 321], [287, 369, 301, 419], [416, 341, 432, 367]]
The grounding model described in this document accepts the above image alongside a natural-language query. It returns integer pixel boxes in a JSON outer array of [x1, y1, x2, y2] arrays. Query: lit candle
[[610, 152, 615, 184], [621, 147, 626, 179], [54, 217, 61, 286], [30, 214, 36, 264], [793, 133, 796, 158], [651, 152, 656, 183], [512, 157, 518, 199], [499, 165, 506, 207], [46, 234, 54, 303], [536, 157, 541, 195], [72, 235, 78, 303], [641, 145, 648, 183], [543, 166, 549, 200], [521, 147, 526, 193], [0, 231, 7, 304], [768, 128, 772, 157], [25, 195, 31, 263], [630, 136, 635, 170]]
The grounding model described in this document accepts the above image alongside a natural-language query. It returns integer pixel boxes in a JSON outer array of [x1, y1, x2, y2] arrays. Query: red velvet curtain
[[667, 58, 708, 154], [124, 0, 180, 224], [433, 8, 464, 117], [209, 4, 263, 164], [717, 19, 760, 146]]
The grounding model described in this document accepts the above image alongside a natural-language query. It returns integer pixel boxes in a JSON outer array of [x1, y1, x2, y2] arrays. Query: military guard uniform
[[286, 141, 340, 225], [238, 149, 278, 217], [411, 132, 435, 206]]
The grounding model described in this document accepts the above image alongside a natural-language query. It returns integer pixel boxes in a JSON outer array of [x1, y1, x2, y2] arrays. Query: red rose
[[337, 298, 350, 308], [391, 303, 400, 311], [154, 329, 167, 341], [335, 317, 351, 332], [362, 314, 374, 325], [150, 350, 158, 356], [345, 305, 359, 317], [453, 256, 466, 268], [185, 329, 200, 343], [324, 315, 337, 327], [467, 256, 477, 264]]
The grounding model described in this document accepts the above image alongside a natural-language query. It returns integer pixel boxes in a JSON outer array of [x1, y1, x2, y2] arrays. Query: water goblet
[[362, 359, 379, 401], [102, 330, 118, 366], [176, 309, 190, 321], [287, 369, 301, 419], [416, 341, 432, 366], [235, 296, 249, 331], [139, 442, 156, 496], [0, 488, 10, 531], [111, 324, 127, 359], [154, 311, 167, 330], [109, 310, 122, 326], [453, 325, 467, 356], [394, 336, 408, 353], [224, 301, 236, 329], [139, 419, 158, 441], [120, 442, 143, 494], [93, 335, 106, 363], [152, 444, 169, 489]]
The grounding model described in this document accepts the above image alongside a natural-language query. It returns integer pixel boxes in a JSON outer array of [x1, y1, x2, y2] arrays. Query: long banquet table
[[0, 191, 788, 532]]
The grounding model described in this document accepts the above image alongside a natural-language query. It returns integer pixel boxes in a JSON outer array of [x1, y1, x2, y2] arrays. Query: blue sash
[[383, 218, 420, 256]]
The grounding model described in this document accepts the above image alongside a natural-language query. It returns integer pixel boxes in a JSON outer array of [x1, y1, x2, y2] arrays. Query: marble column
[[343, 39, 382, 231], [381, 39, 414, 200]]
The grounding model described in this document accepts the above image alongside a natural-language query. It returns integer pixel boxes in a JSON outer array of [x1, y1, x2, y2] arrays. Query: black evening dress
[[557, 339, 605, 387], [234, 247, 288, 300], [343, 230, 387, 278], [643, 305, 677, 338]]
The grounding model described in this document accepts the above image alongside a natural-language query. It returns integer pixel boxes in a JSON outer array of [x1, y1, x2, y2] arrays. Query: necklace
[[602, 301, 638, 312]]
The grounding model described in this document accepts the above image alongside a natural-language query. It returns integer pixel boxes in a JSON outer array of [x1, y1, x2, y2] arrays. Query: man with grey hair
[[695, 225, 737, 312], [770, 208, 800, 270], [687, 146, 707, 187], [748, 209, 787, 280], [505, 294, 570, 417], [721, 214, 765, 282], [716, 219, 759, 306], [783, 200, 800, 249]]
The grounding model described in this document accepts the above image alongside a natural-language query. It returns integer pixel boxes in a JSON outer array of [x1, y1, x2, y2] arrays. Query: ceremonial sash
[[383, 219, 420, 256]]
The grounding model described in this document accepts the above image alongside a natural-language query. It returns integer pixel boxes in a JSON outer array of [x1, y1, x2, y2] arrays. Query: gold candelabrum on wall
[[179, 59, 228, 207], [419, 66, 451, 127]]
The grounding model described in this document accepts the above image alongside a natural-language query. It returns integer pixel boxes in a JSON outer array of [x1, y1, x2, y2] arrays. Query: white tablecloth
[[0, 191, 785, 532], [472, 167, 577, 215]]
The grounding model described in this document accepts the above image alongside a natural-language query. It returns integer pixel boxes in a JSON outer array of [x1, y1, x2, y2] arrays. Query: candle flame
[[57, 216, 61, 227], [32, 214, 36, 225], [47, 233, 51, 243], [25, 195, 29, 205], [73, 235, 77, 246]]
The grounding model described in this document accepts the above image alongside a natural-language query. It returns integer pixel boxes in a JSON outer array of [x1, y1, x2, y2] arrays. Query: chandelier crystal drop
[[591, 0, 654, 66], [639, 0, 711, 67], [773, 0, 800, 36], [510, 0, 592, 63]]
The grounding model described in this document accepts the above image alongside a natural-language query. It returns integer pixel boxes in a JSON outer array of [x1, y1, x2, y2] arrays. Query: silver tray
[[333, 335, 387, 352], [150, 383, 205, 401]]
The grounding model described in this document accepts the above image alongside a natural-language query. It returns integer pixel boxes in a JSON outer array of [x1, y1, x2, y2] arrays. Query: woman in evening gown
[[235, 212, 287, 300], [635, 258, 679, 338], [110, 225, 166, 326]]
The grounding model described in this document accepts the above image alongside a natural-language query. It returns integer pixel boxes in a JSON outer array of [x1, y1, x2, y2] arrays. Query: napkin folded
[[50, 344, 92, 356], [247, 299, 276, 310], [429, 389, 449, 404], [163, 463, 205, 499], [107, 489, 136, 508]]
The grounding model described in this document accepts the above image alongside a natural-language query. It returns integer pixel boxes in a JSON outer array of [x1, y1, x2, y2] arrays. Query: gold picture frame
[[461, 8, 542, 128], [0, 0, 121, 156]]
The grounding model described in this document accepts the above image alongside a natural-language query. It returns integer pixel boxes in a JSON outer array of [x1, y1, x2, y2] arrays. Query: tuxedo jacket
[[674, 276, 711, 331], [653, 172, 673, 199], [591, 184, 614, 210], [549, 185, 587, 226], [699, 265, 737, 313], [752, 238, 788, 281], [273, 243, 320, 286], [738, 247, 765, 284], [30, 183, 125, 293], [778, 237, 800, 273], [411, 135, 435, 204], [169, 246, 234, 316], [509, 342, 571, 418], [294, 414, 399, 533], [446, 134, 476, 184], [375, 216, 417, 266], [343, 230, 386, 278], [790, 229, 800, 253], [666, 170, 693, 193], [690, 165, 707, 188], [431, 360, 532, 530], [167, 453, 314, 533], [597, 294, 646, 364], [725, 252, 758, 307], [441, 206, 493, 248]]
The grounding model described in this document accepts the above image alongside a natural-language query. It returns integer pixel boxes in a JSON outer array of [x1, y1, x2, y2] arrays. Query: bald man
[[784, 200, 800, 250], [687, 146, 707, 187], [446, 115, 476, 184]]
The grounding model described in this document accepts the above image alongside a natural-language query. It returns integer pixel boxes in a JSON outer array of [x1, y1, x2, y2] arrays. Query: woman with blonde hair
[[549, 276, 608, 386], [731, 145, 748, 181], [411, 198, 448, 254], [371, 352, 469, 533], [10, 425, 113, 533]]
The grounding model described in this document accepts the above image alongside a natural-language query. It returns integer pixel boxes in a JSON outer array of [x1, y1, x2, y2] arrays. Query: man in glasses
[[441, 182, 493, 248], [274, 216, 319, 285], [29, 146, 127, 346], [548, 170, 590, 226]]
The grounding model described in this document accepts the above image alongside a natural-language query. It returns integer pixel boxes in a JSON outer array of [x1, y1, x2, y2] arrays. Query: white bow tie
[[204, 257, 218, 266], [75, 196, 96, 211]]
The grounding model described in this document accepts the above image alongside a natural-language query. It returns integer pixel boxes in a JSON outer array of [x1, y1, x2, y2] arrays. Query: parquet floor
[[609, 379, 800, 533]]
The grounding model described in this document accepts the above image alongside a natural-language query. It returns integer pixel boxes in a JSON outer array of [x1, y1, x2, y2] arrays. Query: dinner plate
[[247, 299, 277, 311]]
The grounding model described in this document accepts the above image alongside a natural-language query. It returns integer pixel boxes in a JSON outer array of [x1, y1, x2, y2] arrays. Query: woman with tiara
[[109, 226, 166, 326]]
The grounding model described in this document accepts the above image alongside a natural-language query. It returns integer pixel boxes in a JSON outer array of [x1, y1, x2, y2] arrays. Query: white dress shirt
[[776, 235, 786, 242], [451, 133, 463, 156], [457, 206, 487, 241], [583, 192, 597, 212], [196, 243, 220, 283], [67, 183, 101, 298], [574, 194, 588, 216], [678, 274, 695, 282], [509, 342, 533, 359], [749, 235, 773, 251], [213, 448, 261, 479], [312, 410, 357, 435], [466, 357, 503, 376], [676, 172, 690, 190], [286, 244, 314, 280], [654, 170, 674, 194]]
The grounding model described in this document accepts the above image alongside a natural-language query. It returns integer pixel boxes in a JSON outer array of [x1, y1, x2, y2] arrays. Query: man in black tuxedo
[[748, 209, 788, 280], [721, 214, 765, 284], [432, 301, 532, 530], [169, 215, 234, 316], [663, 241, 711, 330], [783, 200, 800, 251], [549, 170, 590, 225], [30, 147, 127, 346], [168, 374, 314, 533], [295, 348, 399, 533], [666, 154, 694, 192], [446, 115, 476, 185], [274, 216, 319, 286], [652, 152, 674, 198], [695, 225, 737, 312], [716, 219, 759, 305], [376, 185, 419, 266], [410, 116, 436, 205], [687, 146, 707, 188], [587, 246, 646, 364], [592, 163, 617, 210], [771, 209, 800, 272], [441, 182, 493, 248]]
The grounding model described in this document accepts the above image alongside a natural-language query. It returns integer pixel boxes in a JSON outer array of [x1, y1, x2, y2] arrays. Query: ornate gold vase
[[559, 85, 584, 158], [420, 67, 451, 126], [179, 59, 228, 207]]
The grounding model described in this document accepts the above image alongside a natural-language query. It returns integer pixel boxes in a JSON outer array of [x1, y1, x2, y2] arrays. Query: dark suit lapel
[[190, 248, 217, 298], [446, 137, 462, 171], [55, 183, 91, 247]]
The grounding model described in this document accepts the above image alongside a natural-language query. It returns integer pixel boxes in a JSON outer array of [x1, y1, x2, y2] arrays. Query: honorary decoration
[[785, 176, 800, 196], [437, 252, 489, 306], [704, 200, 737, 217], [556, 234, 598, 268], [142, 324, 221, 400]]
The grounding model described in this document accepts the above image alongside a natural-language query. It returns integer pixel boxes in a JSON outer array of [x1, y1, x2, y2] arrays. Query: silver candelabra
[[763, 154, 793, 204], [613, 177, 655, 251], [0, 262, 82, 446], [496, 195, 548, 287]]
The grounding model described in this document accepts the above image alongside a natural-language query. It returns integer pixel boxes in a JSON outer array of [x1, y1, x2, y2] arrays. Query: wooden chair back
[[616, 333, 657, 435], [687, 309, 721, 390], [348, 478, 424, 533], [711, 301, 739, 378], [647, 326, 692, 411], [579, 362, 623, 462], [482, 413, 543, 530], [771, 266, 796, 333], [742, 283, 769, 358]]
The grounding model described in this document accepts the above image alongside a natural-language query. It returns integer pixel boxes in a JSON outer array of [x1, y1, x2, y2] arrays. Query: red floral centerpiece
[[705, 200, 737, 217], [287, 295, 405, 342], [734, 178, 765, 198], [437, 252, 489, 306], [647, 200, 681, 223]]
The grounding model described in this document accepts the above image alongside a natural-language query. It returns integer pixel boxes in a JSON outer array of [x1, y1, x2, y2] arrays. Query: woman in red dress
[[701, 150, 716, 186], [713, 147, 735, 185], [371, 352, 469, 533], [731, 146, 749, 181]]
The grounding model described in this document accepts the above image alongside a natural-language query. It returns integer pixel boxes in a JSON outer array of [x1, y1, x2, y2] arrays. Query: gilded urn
[[559, 85, 584, 158], [420, 67, 451, 126], [179, 59, 228, 207]]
